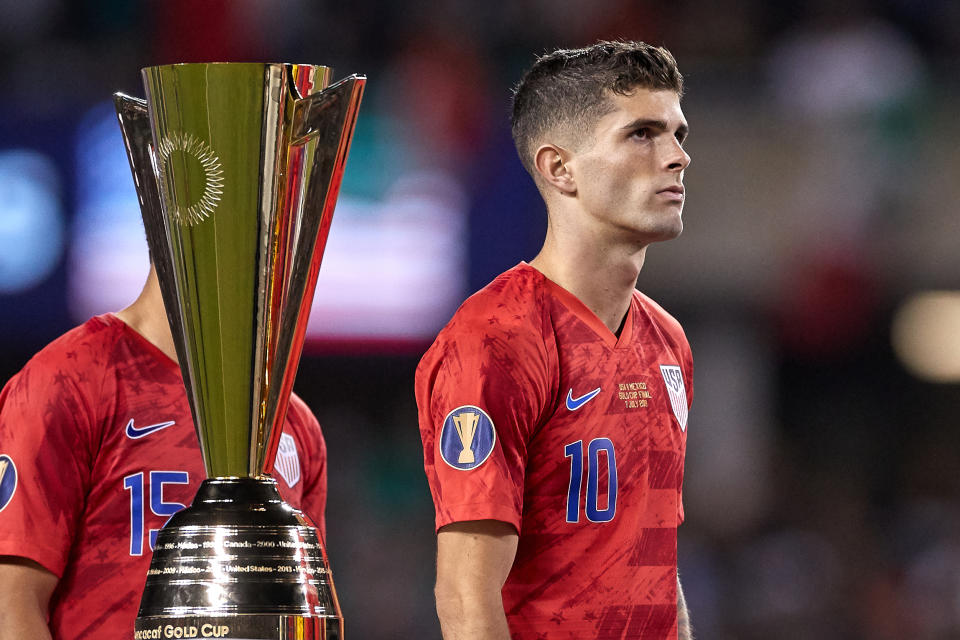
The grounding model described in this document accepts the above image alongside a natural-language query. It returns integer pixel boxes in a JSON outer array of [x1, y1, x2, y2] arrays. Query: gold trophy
[[454, 412, 479, 464], [115, 63, 364, 640]]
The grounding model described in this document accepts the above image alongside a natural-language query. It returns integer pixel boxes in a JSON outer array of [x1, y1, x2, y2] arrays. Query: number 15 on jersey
[[123, 471, 190, 555]]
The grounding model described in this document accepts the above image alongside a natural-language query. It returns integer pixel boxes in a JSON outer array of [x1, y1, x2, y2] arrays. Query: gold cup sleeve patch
[[0, 455, 17, 513], [439, 406, 496, 470]]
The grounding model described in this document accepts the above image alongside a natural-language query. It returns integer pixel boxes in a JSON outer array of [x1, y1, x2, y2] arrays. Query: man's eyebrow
[[621, 118, 689, 138]]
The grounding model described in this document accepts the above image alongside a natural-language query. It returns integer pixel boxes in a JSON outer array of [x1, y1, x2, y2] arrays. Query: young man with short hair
[[416, 41, 695, 639]]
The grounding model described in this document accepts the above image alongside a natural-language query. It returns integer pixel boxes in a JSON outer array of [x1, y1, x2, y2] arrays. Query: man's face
[[565, 88, 690, 244]]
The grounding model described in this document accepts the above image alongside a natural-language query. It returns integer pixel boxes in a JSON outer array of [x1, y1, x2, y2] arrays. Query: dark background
[[1, 1, 960, 638]]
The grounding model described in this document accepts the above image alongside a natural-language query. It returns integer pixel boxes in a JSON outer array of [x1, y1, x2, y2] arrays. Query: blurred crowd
[[1, 0, 959, 638]]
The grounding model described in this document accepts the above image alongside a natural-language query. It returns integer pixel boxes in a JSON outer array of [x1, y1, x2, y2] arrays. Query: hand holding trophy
[[115, 62, 364, 640]]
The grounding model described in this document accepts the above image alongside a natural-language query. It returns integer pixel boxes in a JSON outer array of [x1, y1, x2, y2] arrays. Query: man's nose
[[664, 138, 690, 172]]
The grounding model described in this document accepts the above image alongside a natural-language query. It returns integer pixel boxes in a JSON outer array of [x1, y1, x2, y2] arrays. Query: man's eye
[[631, 128, 649, 139]]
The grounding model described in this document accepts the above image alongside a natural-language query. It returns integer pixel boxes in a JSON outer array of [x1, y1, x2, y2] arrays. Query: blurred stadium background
[[1, 0, 959, 638]]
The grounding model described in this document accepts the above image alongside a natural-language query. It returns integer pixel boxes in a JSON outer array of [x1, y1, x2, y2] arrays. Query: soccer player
[[415, 41, 694, 639], [0, 265, 330, 640]]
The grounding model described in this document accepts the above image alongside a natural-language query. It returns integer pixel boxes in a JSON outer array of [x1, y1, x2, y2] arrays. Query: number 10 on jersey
[[565, 438, 618, 523]]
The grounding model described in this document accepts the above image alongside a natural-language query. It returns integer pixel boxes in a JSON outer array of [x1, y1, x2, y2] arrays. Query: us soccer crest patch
[[659, 365, 688, 431], [273, 433, 301, 488], [0, 454, 17, 513], [439, 406, 496, 470]]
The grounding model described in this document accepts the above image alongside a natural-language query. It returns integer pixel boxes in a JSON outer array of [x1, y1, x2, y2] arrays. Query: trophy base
[[135, 478, 342, 640], [135, 614, 339, 640]]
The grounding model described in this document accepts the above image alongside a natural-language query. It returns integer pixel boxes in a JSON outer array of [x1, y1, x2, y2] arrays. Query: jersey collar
[[520, 263, 635, 350], [103, 313, 182, 374]]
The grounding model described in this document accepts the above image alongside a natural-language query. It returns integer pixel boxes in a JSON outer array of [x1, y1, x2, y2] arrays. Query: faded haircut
[[510, 40, 684, 179]]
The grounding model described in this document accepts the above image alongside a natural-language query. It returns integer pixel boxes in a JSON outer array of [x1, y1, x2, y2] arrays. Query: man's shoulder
[[0, 315, 129, 433], [286, 393, 322, 435], [634, 289, 686, 339], [14, 315, 124, 381], [416, 264, 552, 383], [443, 263, 547, 341]]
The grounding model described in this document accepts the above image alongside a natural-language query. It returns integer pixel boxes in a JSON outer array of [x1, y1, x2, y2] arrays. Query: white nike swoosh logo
[[125, 419, 176, 439], [566, 387, 602, 411]]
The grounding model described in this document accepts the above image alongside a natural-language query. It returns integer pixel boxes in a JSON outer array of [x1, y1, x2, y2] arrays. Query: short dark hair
[[510, 40, 684, 177]]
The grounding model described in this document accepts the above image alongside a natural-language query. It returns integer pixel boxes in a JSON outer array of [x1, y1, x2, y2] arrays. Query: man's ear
[[533, 144, 576, 196]]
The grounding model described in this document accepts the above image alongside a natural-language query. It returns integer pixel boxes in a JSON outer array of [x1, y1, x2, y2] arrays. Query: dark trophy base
[[134, 478, 342, 640]]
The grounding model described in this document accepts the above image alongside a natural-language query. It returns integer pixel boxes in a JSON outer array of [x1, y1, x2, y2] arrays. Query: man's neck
[[529, 232, 646, 335], [114, 268, 178, 362]]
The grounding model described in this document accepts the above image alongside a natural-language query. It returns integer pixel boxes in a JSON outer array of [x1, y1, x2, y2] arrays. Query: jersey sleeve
[[676, 325, 694, 526], [641, 291, 695, 526], [416, 315, 554, 534], [0, 353, 102, 577], [284, 394, 328, 541]]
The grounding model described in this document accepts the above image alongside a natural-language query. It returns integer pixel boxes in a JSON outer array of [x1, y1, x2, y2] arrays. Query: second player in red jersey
[[417, 41, 695, 639], [0, 269, 329, 640], [418, 265, 692, 638]]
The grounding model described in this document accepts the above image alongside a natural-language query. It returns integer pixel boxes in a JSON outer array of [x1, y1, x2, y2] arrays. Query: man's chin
[[648, 217, 684, 243], [617, 211, 684, 244]]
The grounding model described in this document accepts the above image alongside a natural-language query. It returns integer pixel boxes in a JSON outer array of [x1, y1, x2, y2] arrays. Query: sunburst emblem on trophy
[[156, 132, 224, 226]]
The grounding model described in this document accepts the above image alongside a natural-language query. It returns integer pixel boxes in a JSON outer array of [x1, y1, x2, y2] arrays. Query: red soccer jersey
[[0, 314, 328, 640], [416, 264, 693, 639]]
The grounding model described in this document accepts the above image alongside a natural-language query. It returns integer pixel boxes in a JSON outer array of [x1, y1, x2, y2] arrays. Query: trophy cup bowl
[[115, 62, 364, 640]]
